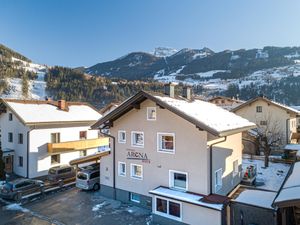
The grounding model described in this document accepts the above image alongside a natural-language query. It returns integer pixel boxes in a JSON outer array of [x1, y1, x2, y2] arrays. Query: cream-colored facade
[[233, 98, 298, 145], [99, 99, 245, 225]]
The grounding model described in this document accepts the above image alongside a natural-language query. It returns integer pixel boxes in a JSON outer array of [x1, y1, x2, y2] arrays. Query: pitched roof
[[231, 96, 300, 115], [209, 96, 245, 104], [92, 91, 256, 137], [0, 98, 102, 125]]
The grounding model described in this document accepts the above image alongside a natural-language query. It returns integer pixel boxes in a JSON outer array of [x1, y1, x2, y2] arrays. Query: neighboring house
[[232, 96, 300, 146], [99, 102, 119, 116], [208, 96, 244, 111], [92, 85, 255, 225], [0, 99, 104, 178]]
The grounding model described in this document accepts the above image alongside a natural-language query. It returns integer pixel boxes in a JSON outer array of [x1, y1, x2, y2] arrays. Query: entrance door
[[4, 155, 13, 173]]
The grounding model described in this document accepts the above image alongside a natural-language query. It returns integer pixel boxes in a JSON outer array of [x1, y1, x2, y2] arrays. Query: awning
[[2, 148, 14, 157], [69, 150, 110, 165]]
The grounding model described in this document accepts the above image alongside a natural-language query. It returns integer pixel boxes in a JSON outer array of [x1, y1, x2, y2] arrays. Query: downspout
[[26, 127, 34, 178], [208, 136, 227, 194], [99, 128, 116, 199], [286, 119, 290, 144]]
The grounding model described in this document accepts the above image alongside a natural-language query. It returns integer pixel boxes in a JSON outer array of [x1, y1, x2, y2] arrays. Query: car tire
[[93, 183, 100, 191], [14, 192, 22, 202]]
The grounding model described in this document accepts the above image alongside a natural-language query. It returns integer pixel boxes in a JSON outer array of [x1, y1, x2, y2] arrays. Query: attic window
[[256, 106, 262, 113], [9, 113, 13, 121], [147, 107, 156, 121]]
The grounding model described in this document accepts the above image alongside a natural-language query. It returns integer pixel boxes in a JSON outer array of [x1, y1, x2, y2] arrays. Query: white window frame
[[154, 196, 182, 222], [147, 107, 157, 121], [169, 170, 188, 191], [130, 193, 141, 203], [118, 161, 126, 177], [130, 163, 143, 180], [215, 168, 223, 192], [256, 106, 262, 113], [131, 131, 144, 148], [118, 130, 126, 143], [233, 160, 239, 177], [157, 133, 175, 154]]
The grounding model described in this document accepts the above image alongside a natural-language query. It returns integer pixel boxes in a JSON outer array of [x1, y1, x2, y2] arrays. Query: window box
[[169, 170, 188, 191], [118, 130, 126, 143], [131, 131, 144, 148], [157, 133, 175, 153], [155, 197, 182, 221], [118, 162, 126, 177], [147, 107, 157, 120], [215, 168, 223, 192], [130, 164, 143, 180]]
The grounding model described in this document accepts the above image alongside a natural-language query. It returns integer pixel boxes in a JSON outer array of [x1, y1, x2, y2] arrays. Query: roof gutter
[[209, 137, 227, 194], [99, 128, 116, 200]]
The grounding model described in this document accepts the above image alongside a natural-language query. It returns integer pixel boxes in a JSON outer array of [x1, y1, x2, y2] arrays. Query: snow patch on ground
[[92, 201, 107, 211], [242, 158, 290, 191], [5, 203, 30, 213]]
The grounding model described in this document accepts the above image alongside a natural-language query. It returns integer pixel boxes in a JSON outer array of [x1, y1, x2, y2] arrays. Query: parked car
[[76, 169, 100, 191], [78, 162, 100, 171], [0, 178, 44, 201], [48, 165, 76, 183]]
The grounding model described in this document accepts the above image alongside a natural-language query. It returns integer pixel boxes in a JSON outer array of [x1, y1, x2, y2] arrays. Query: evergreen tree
[[0, 149, 6, 181]]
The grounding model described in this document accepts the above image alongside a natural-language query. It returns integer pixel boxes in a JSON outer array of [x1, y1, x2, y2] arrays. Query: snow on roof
[[149, 186, 223, 210], [274, 162, 300, 205], [4, 100, 101, 124], [284, 144, 300, 151], [242, 158, 290, 192], [154, 95, 256, 134], [234, 189, 277, 209]]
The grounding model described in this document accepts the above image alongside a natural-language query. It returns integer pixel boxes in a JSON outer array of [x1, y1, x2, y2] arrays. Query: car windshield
[[77, 173, 87, 180], [49, 169, 56, 175]]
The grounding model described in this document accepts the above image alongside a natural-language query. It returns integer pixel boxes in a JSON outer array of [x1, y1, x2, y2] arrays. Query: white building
[[0, 99, 103, 178]]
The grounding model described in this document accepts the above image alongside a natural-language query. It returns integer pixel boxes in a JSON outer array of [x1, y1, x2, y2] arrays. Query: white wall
[[0, 109, 29, 177]]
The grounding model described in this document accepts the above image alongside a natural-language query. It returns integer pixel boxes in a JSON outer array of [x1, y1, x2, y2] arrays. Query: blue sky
[[1, 0, 300, 67]]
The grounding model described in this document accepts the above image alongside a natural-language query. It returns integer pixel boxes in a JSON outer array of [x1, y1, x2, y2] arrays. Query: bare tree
[[254, 113, 283, 167]]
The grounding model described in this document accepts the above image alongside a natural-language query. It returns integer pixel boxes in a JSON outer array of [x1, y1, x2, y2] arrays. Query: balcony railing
[[48, 137, 109, 154]]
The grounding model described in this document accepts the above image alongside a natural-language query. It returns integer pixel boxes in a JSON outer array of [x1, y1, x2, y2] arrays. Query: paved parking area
[[0, 188, 157, 225]]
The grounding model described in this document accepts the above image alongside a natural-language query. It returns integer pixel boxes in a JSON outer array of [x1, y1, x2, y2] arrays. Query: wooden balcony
[[48, 137, 109, 154]]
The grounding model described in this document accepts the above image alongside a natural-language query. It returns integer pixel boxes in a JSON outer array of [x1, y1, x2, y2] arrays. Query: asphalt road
[[0, 188, 155, 225]]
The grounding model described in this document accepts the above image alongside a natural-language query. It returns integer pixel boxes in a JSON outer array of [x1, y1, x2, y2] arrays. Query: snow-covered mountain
[[152, 47, 178, 57]]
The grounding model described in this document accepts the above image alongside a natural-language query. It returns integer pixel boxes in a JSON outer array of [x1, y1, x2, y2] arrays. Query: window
[[158, 133, 175, 153], [18, 133, 23, 144], [79, 150, 87, 157], [130, 164, 143, 180], [18, 156, 23, 167], [8, 132, 13, 143], [51, 133, 60, 143], [260, 120, 267, 126], [233, 160, 239, 176], [130, 193, 141, 203], [90, 171, 100, 179], [169, 170, 188, 191], [131, 131, 144, 147], [9, 113, 13, 121], [147, 107, 157, 120], [118, 162, 126, 177], [256, 106, 262, 113], [118, 131, 126, 143], [155, 197, 181, 221], [215, 168, 223, 192], [51, 154, 60, 165], [79, 131, 87, 140]]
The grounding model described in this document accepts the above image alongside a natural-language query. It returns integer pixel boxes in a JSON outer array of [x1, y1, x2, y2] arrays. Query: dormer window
[[147, 107, 156, 121]]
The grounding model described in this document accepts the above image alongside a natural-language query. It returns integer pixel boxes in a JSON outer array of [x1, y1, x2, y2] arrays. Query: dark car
[[78, 163, 100, 171], [0, 178, 44, 201]]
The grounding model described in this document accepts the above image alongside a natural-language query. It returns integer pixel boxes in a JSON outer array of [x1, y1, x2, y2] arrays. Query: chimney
[[58, 100, 67, 111], [164, 83, 176, 98], [182, 86, 192, 100]]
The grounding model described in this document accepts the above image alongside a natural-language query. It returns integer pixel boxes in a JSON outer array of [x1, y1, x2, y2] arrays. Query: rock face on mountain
[[85, 46, 300, 81]]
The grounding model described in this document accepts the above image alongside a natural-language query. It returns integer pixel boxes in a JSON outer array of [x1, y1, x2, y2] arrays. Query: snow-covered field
[[1, 57, 48, 100], [242, 158, 290, 192]]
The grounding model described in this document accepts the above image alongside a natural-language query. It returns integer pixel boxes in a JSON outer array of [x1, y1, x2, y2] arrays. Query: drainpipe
[[208, 136, 227, 194], [286, 119, 290, 144], [99, 128, 116, 199], [26, 128, 34, 178]]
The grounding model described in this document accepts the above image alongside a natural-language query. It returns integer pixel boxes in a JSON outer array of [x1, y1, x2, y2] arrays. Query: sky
[[1, 0, 300, 67]]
